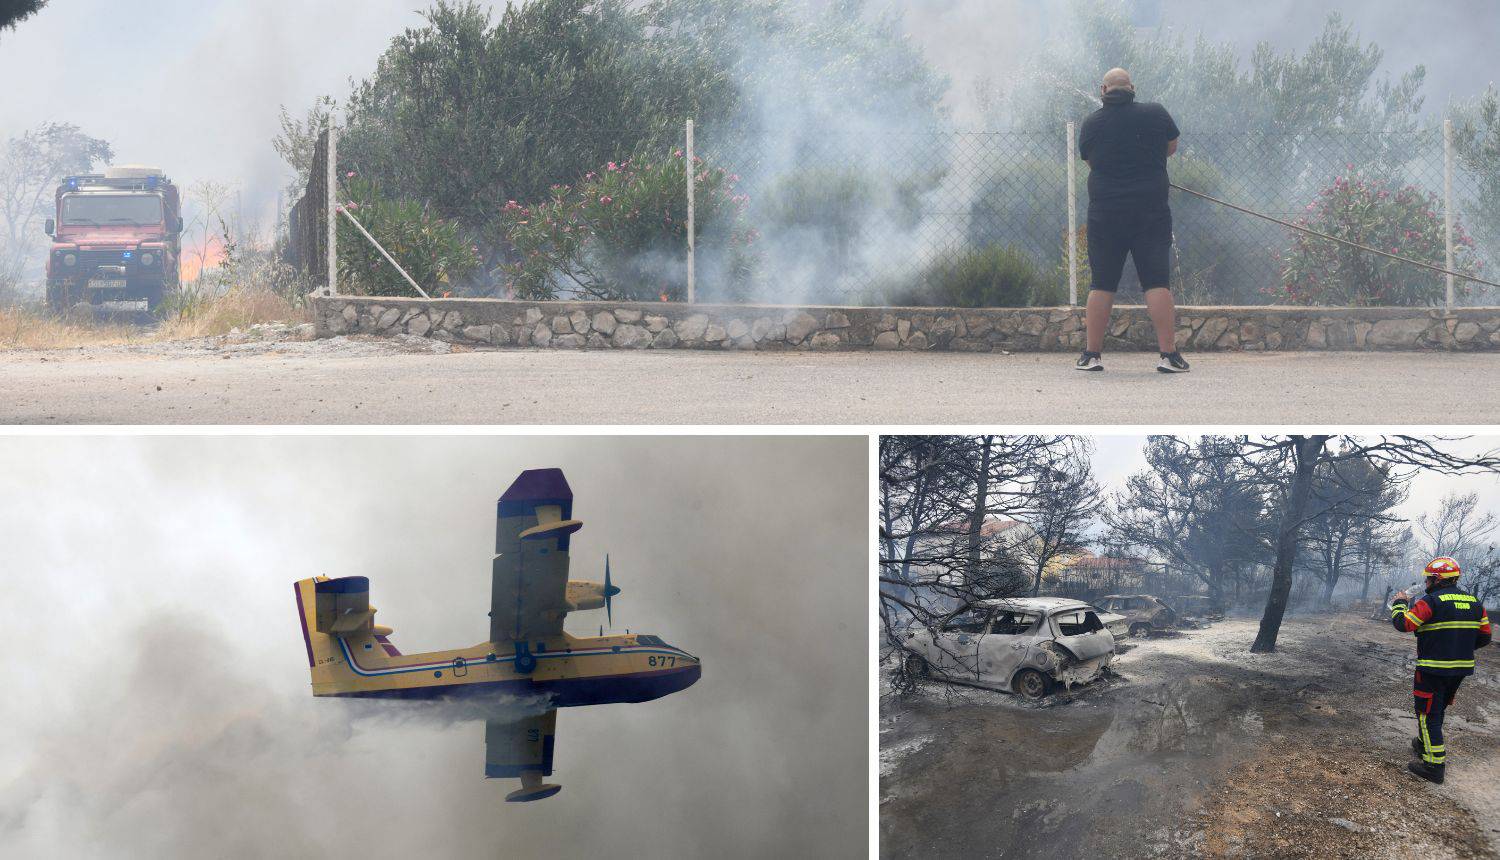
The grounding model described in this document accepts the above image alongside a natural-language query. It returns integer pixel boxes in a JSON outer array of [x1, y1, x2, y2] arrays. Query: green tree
[[1450, 86, 1500, 295], [988, 2, 1433, 303], [280, 0, 947, 296], [0, 122, 113, 284], [335, 0, 721, 230], [0, 0, 47, 34], [337, 176, 480, 298], [991, 3, 1424, 136], [496, 153, 753, 301]]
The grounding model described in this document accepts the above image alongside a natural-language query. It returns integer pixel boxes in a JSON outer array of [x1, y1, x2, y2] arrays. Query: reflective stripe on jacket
[[1392, 586, 1492, 677]]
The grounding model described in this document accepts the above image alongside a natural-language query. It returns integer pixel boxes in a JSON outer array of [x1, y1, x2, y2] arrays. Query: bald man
[[1075, 68, 1189, 374]]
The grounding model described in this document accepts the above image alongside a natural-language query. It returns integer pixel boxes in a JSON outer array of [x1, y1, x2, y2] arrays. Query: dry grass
[[0, 286, 310, 351], [0, 305, 144, 350], [156, 286, 309, 340]]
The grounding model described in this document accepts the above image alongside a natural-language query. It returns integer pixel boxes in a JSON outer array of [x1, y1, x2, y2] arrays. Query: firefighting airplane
[[293, 468, 701, 802]]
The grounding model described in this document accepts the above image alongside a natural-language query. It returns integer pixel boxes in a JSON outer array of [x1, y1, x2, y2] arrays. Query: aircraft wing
[[485, 709, 557, 779], [490, 469, 582, 643]]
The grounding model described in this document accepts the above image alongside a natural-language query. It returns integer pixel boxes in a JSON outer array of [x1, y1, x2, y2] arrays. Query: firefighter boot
[[1407, 760, 1445, 784], [1411, 737, 1424, 757]]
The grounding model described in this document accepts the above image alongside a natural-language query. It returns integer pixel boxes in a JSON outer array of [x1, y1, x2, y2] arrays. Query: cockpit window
[[636, 635, 664, 646]]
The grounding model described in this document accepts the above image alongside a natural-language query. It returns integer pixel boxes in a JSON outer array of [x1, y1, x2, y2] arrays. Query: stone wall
[[312, 296, 1500, 352]]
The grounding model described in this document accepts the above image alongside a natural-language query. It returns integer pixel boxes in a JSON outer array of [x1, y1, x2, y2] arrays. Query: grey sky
[[0, 434, 869, 859], [3, 0, 1494, 233]]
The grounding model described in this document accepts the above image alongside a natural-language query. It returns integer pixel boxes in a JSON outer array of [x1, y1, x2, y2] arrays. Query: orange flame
[[179, 237, 226, 283]]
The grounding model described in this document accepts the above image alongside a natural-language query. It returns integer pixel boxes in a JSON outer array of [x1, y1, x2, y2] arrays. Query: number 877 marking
[[647, 655, 676, 668]]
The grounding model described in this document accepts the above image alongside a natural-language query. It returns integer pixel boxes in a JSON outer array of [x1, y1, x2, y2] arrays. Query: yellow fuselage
[[297, 578, 700, 705]]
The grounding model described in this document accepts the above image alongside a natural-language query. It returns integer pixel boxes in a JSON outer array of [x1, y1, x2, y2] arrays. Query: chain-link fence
[[701, 123, 1495, 307], [700, 129, 1075, 305], [291, 119, 1498, 308]]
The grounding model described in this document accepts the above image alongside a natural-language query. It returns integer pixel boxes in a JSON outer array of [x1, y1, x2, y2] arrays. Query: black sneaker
[[1075, 351, 1104, 372], [1157, 352, 1191, 373]]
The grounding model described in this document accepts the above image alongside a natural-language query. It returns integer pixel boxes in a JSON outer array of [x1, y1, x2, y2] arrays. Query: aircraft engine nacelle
[[565, 581, 608, 612]]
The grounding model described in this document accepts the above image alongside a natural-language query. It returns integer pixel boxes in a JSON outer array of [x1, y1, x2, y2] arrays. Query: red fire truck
[[43, 165, 183, 312]]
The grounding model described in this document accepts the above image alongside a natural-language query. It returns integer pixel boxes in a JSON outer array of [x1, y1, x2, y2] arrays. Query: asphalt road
[[4, 342, 1499, 424]]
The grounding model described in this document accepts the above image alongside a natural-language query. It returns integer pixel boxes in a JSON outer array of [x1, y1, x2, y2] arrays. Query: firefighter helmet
[[1424, 557, 1461, 579]]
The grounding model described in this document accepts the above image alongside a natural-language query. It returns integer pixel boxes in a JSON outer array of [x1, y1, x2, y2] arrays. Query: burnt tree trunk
[[1321, 539, 1345, 605], [966, 437, 993, 599], [1252, 436, 1328, 653]]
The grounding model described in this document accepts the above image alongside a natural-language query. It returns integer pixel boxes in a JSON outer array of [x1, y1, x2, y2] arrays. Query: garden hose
[[1169, 182, 1500, 290]]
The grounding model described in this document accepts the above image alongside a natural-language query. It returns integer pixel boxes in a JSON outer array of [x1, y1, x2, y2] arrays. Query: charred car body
[[902, 597, 1121, 700], [44, 166, 183, 312], [1173, 594, 1226, 624], [1095, 594, 1178, 636]]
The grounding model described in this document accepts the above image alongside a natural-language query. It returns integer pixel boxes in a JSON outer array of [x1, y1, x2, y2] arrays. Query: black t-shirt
[[1078, 90, 1180, 215]]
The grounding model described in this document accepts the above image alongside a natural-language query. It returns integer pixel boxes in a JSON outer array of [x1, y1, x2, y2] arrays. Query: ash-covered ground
[[880, 610, 1500, 859]]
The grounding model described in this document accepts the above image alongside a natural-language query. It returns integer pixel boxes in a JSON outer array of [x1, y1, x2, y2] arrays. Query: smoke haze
[[0, 435, 869, 859], [4, 1, 1493, 239]]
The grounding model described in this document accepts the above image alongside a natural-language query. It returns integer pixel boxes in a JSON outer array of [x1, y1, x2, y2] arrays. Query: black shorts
[[1086, 209, 1173, 292]]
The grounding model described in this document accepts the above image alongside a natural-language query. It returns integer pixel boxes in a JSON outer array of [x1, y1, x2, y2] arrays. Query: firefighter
[[1391, 557, 1492, 784]]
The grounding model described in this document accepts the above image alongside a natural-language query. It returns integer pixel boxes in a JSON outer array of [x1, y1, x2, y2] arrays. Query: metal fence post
[[686, 118, 696, 304], [326, 120, 338, 296], [1443, 118, 1455, 311], [1066, 121, 1078, 306]]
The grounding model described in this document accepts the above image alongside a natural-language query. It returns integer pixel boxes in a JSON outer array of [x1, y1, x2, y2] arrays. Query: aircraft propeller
[[603, 554, 621, 626]]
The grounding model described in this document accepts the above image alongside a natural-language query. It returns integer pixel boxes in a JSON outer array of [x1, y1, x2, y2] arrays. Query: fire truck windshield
[[61, 194, 163, 226]]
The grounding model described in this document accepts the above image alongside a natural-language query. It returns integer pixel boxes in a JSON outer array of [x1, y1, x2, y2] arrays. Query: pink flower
[[346, 171, 356, 179], [600, 196, 613, 205], [674, 149, 683, 158], [607, 162, 619, 172]]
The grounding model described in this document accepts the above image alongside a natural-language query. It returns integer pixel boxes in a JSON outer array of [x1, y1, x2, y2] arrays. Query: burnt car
[[1173, 594, 1226, 624], [901, 597, 1121, 700], [1094, 594, 1178, 637]]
